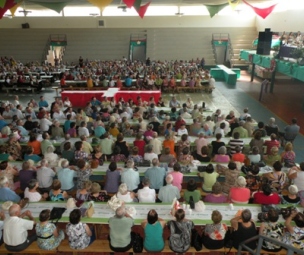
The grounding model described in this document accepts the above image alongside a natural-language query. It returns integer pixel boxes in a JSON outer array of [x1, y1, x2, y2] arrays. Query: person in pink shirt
[[229, 176, 250, 204], [264, 133, 280, 155], [170, 163, 183, 191]]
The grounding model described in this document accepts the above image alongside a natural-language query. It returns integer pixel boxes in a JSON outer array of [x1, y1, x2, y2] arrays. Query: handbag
[[189, 196, 195, 209], [136, 160, 151, 167], [86, 202, 95, 218], [132, 233, 143, 253], [191, 229, 202, 251], [49, 207, 66, 224], [107, 195, 124, 211]]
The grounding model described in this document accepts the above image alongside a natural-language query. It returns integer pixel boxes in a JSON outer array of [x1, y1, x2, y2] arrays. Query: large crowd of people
[[0, 57, 303, 252]]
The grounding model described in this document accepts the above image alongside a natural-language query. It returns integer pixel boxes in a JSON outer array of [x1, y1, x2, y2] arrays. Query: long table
[[61, 91, 105, 107], [114, 90, 161, 104], [6, 201, 290, 226]]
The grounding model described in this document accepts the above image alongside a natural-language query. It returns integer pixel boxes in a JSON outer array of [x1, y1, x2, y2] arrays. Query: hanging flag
[[123, 0, 136, 8], [136, 1, 150, 18], [242, 0, 277, 19], [205, 3, 228, 18], [87, 0, 113, 11], [0, 0, 17, 19], [0, 0, 6, 8], [9, 0, 23, 16], [28, 0, 71, 14], [228, 0, 240, 10]]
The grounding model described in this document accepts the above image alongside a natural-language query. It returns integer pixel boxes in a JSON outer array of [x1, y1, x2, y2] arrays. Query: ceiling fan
[[19, 9, 32, 16], [117, 5, 127, 12]]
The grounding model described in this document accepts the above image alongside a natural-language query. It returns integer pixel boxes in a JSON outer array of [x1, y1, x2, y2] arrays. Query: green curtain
[[205, 3, 228, 18]]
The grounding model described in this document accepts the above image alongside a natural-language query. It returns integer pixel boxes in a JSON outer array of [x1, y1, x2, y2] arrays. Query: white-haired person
[[108, 206, 134, 252], [56, 159, 77, 191], [117, 183, 136, 203], [37, 159, 56, 191], [158, 174, 180, 203], [24, 179, 48, 202], [44, 145, 59, 168], [0, 176, 20, 202], [229, 176, 250, 204], [3, 204, 36, 252], [281, 185, 301, 205]]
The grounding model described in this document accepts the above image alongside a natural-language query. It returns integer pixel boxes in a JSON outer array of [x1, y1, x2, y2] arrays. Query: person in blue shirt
[[38, 96, 49, 108], [124, 76, 132, 87], [24, 146, 41, 163], [16, 120, 29, 136], [0, 176, 20, 202], [64, 114, 72, 133], [91, 97, 101, 107], [94, 124, 106, 138], [0, 119, 7, 131]]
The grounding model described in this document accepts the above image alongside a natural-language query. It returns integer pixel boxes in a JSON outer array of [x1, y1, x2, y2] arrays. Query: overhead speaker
[[257, 28, 272, 55], [21, 23, 30, 29]]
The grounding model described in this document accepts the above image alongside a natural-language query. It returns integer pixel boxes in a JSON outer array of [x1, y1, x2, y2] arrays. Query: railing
[[227, 34, 234, 67], [238, 234, 303, 255], [211, 39, 218, 65], [41, 36, 51, 64]]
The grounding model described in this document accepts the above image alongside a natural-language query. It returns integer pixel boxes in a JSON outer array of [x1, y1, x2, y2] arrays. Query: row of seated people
[[2, 201, 304, 253], [0, 159, 303, 252]]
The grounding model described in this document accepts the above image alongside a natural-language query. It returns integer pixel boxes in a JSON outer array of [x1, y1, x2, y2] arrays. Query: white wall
[[0, 15, 256, 29], [256, 9, 304, 32]]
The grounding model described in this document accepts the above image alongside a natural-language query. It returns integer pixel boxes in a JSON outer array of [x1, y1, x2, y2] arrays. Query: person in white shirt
[[40, 114, 53, 132], [52, 108, 65, 120], [137, 178, 156, 203], [2, 106, 12, 119], [144, 144, 158, 162], [37, 159, 56, 189], [138, 117, 147, 132], [78, 121, 90, 137], [177, 124, 188, 136], [3, 204, 36, 252], [13, 96, 20, 107], [120, 108, 131, 120], [15, 105, 24, 120], [149, 132, 162, 156], [214, 122, 226, 137], [63, 97, 72, 108], [24, 179, 48, 202]]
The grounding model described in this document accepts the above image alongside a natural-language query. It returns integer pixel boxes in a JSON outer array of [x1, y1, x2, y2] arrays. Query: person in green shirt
[[183, 179, 201, 203], [155, 75, 163, 90]]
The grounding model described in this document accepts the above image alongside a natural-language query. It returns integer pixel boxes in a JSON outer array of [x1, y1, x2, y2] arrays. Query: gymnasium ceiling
[[23, 0, 277, 10]]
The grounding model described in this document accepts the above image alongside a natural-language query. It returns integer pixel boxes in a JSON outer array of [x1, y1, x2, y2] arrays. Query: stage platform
[[61, 89, 161, 107]]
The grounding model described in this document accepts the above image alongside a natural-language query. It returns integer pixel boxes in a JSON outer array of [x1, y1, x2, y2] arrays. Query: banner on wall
[[205, 3, 228, 18], [123, 0, 151, 18], [242, 0, 277, 19]]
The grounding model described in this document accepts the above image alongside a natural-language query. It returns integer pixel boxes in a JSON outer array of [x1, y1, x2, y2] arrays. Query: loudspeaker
[[257, 29, 272, 55], [21, 23, 30, 29]]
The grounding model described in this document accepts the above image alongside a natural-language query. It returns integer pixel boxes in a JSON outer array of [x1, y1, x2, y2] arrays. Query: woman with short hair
[[66, 209, 94, 249], [202, 210, 228, 249], [229, 176, 250, 204], [141, 209, 166, 252], [35, 209, 65, 250]]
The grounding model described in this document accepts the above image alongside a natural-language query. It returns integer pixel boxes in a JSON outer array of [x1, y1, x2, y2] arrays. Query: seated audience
[[108, 206, 134, 252], [36, 209, 65, 250], [121, 160, 140, 192], [104, 162, 121, 194], [253, 183, 280, 204], [281, 185, 301, 205], [213, 146, 230, 163], [202, 210, 228, 249], [263, 161, 287, 192], [49, 179, 68, 201], [76, 180, 92, 201], [158, 174, 180, 203], [283, 211, 304, 251], [198, 163, 219, 193], [137, 178, 156, 203], [280, 142, 296, 167], [247, 146, 261, 164], [111, 146, 127, 162], [170, 163, 183, 191], [66, 209, 94, 250], [88, 182, 108, 202], [167, 209, 194, 253], [230, 209, 257, 251], [144, 144, 158, 162], [128, 146, 143, 163], [178, 147, 193, 165], [24, 179, 48, 202], [141, 209, 166, 252], [263, 146, 281, 166], [216, 161, 240, 195], [231, 145, 245, 163], [0, 176, 20, 202], [229, 176, 250, 204], [183, 179, 201, 203], [4, 204, 36, 252]]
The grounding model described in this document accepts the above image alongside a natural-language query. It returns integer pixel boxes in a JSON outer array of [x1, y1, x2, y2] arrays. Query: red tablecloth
[[61, 91, 105, 107], [114, 90, 161, 104]]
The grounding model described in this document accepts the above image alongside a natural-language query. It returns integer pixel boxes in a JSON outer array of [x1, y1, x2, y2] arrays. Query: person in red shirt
[[264, 133, 280, 155], [60, 74, 66, 86], [175, 116, 186, 132], [231, 146, 246, 163], [253, 183, 281, 204], [133, 133, 145, 157]]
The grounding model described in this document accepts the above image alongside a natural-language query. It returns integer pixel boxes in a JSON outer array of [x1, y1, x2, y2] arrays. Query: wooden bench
[[2, 86, 35, 94], [0, 241, 56, 254], [62, 86, 108, 91]]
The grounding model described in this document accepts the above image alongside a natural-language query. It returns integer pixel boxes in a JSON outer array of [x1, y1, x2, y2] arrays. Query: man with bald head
[[4, 204, 36, 252], [144, 158, 166, 193], [158, 174, 180, 203]]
